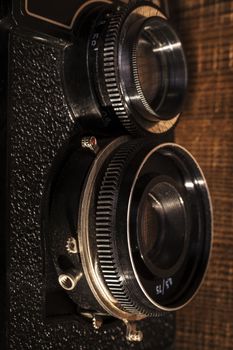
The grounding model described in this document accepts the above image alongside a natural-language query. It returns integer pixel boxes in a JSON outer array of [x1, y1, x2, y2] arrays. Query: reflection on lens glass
[[139, 180, 187, 277], [136, 32, 163, 105], [132, 17, 187, 121], [140, 193, 162, 257]]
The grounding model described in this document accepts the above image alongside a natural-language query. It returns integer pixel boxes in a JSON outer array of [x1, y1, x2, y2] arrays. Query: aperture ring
[[102, 8, 139, 135], [95, 141, 158, 316]]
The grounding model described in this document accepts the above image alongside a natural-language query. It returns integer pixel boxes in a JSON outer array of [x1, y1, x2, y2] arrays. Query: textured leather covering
[[7, 29, 175, 350]]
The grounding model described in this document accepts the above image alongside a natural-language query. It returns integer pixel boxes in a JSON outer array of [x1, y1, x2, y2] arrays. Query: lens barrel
[[46, 134, 212, 322], [88, 1, 187, 135], [78, 137, 212, 318]]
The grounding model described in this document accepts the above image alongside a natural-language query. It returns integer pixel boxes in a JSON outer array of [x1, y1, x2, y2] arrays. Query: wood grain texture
[[170, 1, 233, 349]]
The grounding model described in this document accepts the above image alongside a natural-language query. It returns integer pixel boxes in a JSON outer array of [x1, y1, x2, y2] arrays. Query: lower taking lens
[[47, 136, 212, 323]]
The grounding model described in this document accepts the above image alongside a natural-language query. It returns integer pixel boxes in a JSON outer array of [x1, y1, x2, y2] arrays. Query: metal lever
[[124, 320, 143, 342]]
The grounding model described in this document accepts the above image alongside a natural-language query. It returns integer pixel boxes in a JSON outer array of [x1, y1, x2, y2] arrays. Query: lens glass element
[[136, 37, 162, 105]]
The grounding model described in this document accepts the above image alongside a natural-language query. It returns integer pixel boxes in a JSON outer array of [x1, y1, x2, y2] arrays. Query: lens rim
[[118, 5, 188, 134], [131, 16, 188, 121], [127, 143, 213, 311]]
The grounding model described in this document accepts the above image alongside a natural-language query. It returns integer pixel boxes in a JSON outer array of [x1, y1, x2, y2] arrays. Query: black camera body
[[1, 1, 212, 349]]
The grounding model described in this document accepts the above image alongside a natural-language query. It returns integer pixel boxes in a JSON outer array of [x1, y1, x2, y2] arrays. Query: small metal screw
[[92, 315, 103, 330], [66, 237, 78, 254], [81, 136, 99, 153], [124, 321, 143, 342], [58, 271, 83, 291]]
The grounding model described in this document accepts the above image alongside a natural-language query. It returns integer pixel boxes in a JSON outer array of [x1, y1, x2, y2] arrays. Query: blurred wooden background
[[170, 1, 233, 349]]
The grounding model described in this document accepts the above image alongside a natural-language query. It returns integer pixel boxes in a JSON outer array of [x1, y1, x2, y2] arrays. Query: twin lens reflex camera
[[0, 0, 212, 349]]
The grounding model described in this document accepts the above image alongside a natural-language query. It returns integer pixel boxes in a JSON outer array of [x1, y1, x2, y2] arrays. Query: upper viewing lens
[[90, 2, 188, 135]]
